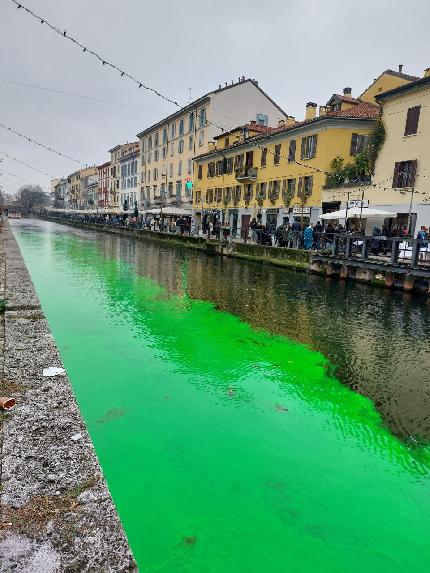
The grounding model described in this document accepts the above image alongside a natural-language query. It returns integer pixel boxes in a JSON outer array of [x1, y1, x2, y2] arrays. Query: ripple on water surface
[[11, 219, 430, 573]]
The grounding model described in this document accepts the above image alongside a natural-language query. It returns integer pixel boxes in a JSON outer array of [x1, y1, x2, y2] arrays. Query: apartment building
[[193, 93, 379, 232], [119, 143, 139, 210], [137, 78, 288, 211], [98, 161, 111, 208], [109, 142, 139, 209], [322, 68, 430, 235]]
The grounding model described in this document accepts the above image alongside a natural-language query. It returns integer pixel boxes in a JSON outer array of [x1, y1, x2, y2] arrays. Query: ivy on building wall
[[326, 119, 386, 187]]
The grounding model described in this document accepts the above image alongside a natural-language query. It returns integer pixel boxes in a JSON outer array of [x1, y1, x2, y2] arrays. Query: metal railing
[[328, 233, 430, 269]]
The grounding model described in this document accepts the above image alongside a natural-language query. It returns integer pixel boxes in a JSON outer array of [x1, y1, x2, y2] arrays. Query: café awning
[[321, 207, 397, 220]]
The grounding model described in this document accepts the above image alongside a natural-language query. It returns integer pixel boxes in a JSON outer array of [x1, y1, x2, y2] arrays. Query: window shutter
[[223, 158, 228, 174], [288, 140, 296, 162], [198, 165, 202, 180], [409, 160, 418, 187], [350, 133, 358, 156], [297, 177, 303, 196], [392, 162, 401, 187], [404, 108, 413, 136], [311, 134, 318, 158], [301, 138, 306, 159], [411, 106, 421, 135]]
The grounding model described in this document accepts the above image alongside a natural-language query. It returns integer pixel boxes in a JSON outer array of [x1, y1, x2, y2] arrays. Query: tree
[[15, 185, 49, 213]]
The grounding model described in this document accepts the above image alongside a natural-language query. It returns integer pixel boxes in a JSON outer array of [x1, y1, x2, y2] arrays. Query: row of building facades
[[52, 67, 430, 234]]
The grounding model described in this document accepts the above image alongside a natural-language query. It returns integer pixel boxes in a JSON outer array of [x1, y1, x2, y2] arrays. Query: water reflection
[[17, 220, 430, 441]]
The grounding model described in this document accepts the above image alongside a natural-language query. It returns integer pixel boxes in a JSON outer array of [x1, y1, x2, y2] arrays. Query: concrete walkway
[[0, 220, 137, 572]]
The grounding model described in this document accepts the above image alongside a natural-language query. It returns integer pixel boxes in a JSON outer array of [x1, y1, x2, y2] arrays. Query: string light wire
[[0, 122, 84, 164]]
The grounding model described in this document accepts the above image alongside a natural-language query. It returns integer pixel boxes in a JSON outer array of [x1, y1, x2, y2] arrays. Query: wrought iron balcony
[[235, 166, 258, 182]]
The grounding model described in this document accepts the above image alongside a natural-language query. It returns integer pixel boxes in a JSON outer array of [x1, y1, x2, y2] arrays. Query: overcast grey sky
[[1, 0, 429, 194]]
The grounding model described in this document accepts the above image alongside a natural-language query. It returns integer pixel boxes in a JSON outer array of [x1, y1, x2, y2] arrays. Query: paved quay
[[0, 220, 137, 572]]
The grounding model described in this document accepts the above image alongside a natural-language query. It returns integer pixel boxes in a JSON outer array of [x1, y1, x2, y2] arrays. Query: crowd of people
[[44, 210, 430, 254]]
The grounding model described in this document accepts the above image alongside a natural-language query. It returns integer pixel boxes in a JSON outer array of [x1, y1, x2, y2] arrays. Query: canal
[[11, 218, 430, 572]]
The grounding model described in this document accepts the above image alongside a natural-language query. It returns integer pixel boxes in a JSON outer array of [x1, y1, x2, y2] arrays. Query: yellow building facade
[[322, 69, 430, 235], [193, 100, 379, 232]]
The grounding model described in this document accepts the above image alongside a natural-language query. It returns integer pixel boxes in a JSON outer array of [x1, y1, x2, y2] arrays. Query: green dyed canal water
[[12, 219, 430, 572]]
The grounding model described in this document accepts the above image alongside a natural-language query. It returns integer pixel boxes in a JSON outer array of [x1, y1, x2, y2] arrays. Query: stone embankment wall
[[0, 220, 137, 572], [41, 216, 311, 272]]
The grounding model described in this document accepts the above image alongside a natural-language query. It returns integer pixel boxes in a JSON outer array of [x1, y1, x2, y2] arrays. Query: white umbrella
[[321, 207, 397, 219]]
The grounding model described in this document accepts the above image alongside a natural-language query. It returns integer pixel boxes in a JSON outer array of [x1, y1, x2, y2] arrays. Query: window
[[215, 188, 222, 202], [162, 128, 167, 144], [189, 136, 194, 151], [147, 170, 151, 182], [142, 139, 146, 153], [179, 119, 184, 136], [199, 130, 204, 147], [226, 157, 233, 174], [225, 137, 230, 148], [170, 123, 176, 139], [195, 190, 201, 203], [206, 189, 214, 203], [179, 139, 184, 153], [256, 113, 268, 126], [178, 160, 182, 176], [168, 182, 174, 196], [188, 159, 192, 174], [154, 132, 159, 147], [223, 187, 231, 203], [216, 160, 224, 176], [169, 163, 173, 177], [148, 136, 153, 150], [393, 160, 417, 188], [198, 164, 203, 179], [170, 142, 175, 156], [162, 146, 166, 159], [189, 112, 195, 132], [301, 135, 318, 159], [147, 152, 152, 164], [234, 154, 244, 169], [153, 168, 158, 181], [288, 140, 296, 163], [350, 134, 370, 156], [176, 180, 182, 198], [274, 144, 281, 165], [261, 147, 267, 167], [199, 108, 206, 127], [404, 106, 421, 136], [154, 149, 159, 162], [245, 151, 254, 167], [259, 181, 267, 199], [208, 162, 215, 177], [298, 175, 313, 199], [287, 178, 296, 195]]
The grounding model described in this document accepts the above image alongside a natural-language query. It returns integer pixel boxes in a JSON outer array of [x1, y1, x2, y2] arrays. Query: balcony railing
[[235, 166, 258, 182]]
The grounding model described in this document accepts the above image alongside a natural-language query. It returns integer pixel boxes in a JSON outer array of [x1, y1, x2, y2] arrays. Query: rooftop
[[376, 73, 430, 101], [136, 78, 287, 138]]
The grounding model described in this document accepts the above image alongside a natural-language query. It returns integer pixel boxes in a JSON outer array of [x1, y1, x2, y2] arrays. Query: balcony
[[235, 166, 258, 182]]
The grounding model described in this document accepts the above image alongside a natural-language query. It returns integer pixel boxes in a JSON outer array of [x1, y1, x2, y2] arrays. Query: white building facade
[[119, 143, 139, 211]]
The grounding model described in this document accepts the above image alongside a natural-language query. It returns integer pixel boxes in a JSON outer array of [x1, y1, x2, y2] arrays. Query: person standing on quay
[[303, 224, 314, 250]]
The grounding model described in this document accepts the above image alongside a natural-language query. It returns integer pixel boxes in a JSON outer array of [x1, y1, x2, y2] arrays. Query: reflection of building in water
[[83, 230, 430, 441]]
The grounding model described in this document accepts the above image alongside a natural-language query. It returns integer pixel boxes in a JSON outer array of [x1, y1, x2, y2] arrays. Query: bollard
[[384, 271, 394, 288], [340, 264, 349, 280], [403, 273, 415, 292]]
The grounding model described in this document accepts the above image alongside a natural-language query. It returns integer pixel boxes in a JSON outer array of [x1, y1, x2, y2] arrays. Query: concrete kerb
[[0, 221, 137, 573]]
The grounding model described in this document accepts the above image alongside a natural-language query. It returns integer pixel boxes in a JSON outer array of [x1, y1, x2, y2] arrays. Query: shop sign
[[266, 208, 279, 214], [292, 207, 310, 215], [348, 200, 369, 209]]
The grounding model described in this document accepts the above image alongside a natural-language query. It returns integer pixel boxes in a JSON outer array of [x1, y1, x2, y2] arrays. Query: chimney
[[399, 64, 403, 73], [343, 87, 352, 97], [278, 119, 285, 127], [305, 102, 317, 121], [424, 67, 430, 78], [319, 106, 327, 117], [286, 116, 296, 127]]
